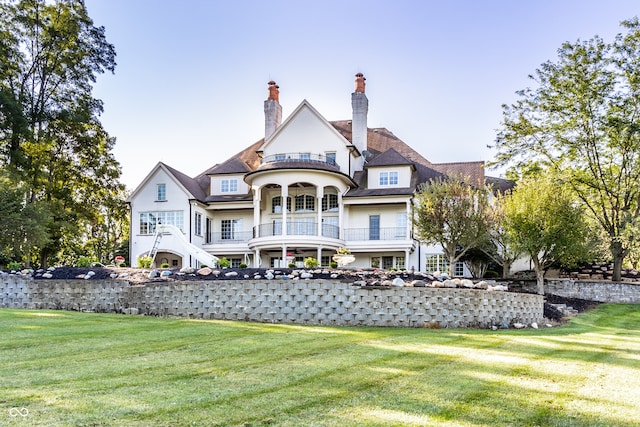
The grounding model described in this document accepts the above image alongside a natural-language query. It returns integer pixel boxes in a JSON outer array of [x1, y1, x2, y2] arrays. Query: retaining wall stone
[[0, 276, 543, 328]]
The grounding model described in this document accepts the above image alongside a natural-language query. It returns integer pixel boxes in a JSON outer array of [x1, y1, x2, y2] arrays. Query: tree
[[485, 192, 522, 279], [492, 18, 640, 282], [0, 0, 124, 266], [503, 176, 589, 294], [413, 177, 492, 277]]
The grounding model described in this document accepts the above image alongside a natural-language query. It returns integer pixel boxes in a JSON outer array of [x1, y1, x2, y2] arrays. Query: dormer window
[[379, 171, 398, 186], [221, 179, 238, 193], [157, 184, 166, 201]]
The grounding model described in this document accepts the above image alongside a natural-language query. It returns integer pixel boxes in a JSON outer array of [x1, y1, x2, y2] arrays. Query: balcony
[[206, 230, 253, 245], [343, 227, 410, 241], [260, 153, 339, 171], [254, 222, 340, 239]]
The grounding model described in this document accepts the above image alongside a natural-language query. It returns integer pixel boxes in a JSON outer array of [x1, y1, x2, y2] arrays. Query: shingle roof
[[181, 117, 488, 202], [161, 162, 208, 201]]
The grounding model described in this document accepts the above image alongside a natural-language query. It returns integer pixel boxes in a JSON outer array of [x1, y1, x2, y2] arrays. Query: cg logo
[[9, 407, 29, 417]]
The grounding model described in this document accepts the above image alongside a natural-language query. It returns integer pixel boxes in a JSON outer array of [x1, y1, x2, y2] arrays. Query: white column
[[338, 191, 344, 239], [253, 185, 261, 237], [281, 185, 288, 236], [316, 186, 324, 236], [317, 247, 323, 266], [406, 200, 412, 239], [255, 249, 261, 268]]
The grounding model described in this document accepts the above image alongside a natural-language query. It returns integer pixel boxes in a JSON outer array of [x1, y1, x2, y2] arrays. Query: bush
[[484, 270, 500, 278], [304, 257, 319, 268], [75, 256, 94, 267], [288, 263, 296, 268], [218, 257, 231, 268], [330, 261, 338, 268], [7, 261, 21, 271], [137, 256, 153, 268], [160, 263, 169, 269], [118, 262, 127, 267], [239, 263, 247, 269]]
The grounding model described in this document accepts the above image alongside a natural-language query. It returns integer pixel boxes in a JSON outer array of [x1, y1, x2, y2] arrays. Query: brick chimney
[[264, 80, 282, 141], [351, 73, 368, 171]]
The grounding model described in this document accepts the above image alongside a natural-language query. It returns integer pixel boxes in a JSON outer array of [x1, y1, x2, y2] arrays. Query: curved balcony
[[260, 152, 339, 171], [254, 221, 340, 239]]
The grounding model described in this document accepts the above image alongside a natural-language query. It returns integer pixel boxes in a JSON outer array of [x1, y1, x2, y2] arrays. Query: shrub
[[304, 257, 319, 268], [75, 256, 94, 267], [7, 261, 21, 271], [239, 263, 247, 269], [330, 261, 338, 268], [118, 262, 127, 267], [218, 257, 231, 268], [288, 263, 296, 268], [484, 270, 500, 279], [137, 256, 153, 268], [160, 263, 169, 269]]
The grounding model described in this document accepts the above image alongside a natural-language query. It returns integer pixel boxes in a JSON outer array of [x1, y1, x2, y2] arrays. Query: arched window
[[294, 194, 315, 212], [322, 194, 339, 212], [272, 196, 291, 213]]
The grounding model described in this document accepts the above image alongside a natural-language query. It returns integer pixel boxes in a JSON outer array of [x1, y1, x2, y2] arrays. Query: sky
[[83, 0, 640, 190]]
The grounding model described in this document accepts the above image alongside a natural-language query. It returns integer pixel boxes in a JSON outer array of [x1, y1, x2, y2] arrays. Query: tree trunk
[[531, 257, 545, 295], [502, 260, 512, 279], [610, 240, 625, 282]]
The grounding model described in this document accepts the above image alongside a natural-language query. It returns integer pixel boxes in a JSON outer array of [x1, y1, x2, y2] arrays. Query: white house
[[127, 74, 509, 274]]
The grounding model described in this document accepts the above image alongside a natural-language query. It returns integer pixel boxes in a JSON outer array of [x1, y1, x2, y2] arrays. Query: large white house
[[127, 74, 508, 274]]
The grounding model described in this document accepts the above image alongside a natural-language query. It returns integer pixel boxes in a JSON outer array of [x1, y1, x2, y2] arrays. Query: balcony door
[[369, 215, 380, 240]]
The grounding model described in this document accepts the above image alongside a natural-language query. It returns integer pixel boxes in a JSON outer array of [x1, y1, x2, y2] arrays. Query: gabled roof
[[127, 162, 207, 203], [365, 147, 415, 168]]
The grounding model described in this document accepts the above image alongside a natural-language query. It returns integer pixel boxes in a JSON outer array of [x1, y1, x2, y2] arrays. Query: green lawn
[[1, 305, 639, 427]]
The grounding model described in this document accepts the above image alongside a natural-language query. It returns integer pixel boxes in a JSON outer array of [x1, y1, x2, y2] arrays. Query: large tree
[[0, 0, 124, 266], [503, 176, 590, 295], [492, 18, 640, 282], [413, 177, 492, 277]]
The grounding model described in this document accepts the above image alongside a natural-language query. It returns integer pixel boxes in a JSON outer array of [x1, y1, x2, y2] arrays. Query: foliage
[[492, 18, 640, 281], [484, 191, 523, 278], [7, 261, 21, 271], [304, 257, 319, 268], [330, 261, 338, 268], [502, 176, 590, 294], [217, 257, 230, 268], [1, 306, 639, 426], [413, 177, 493, 276], [137, 255, 152, 269], [239, 263, 247, 269], [0, 0, 125, 266], [160, 263, 169, 269], [336, 247, 351, 255], [74, 256, 95, 267]]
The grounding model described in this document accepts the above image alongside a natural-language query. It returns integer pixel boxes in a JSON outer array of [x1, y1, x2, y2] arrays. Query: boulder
[[392, 278, 405, 287], [197, 267, 212, 276]]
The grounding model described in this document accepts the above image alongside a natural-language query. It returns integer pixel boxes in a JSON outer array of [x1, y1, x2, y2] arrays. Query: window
[[272, 196, 291, 213], [371, 257, 380, 269], [230, 258, 242, 268], [396, 256, 406, 270], [321, 255, 330, 267], [139, 211, 184, 235], [221, 219, 242, 240], [221, 179, 238, 193], [369, 215, 380, 240], [322, 194, 339, 211], [195, 213, 202, 236], [156, 184, 166, 201], [295, 194, 315, 212], [396, 212, 407, 238], [379, 171, 398, 186], [275, 154, 286, 161], [325, 152, 336, 165], [300, 153, 311, 160], [382, 256, 394, 269]]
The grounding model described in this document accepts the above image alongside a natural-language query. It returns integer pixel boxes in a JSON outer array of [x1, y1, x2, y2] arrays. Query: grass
[[1, 305, 639, 426]]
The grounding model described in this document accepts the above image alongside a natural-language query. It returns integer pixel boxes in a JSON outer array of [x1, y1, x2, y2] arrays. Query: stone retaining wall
[[0, 277, 544, 328], [545, 279, 640, 303]]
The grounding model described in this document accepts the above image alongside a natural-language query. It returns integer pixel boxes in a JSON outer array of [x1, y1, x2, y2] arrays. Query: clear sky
[[84, 0, 640, 190]]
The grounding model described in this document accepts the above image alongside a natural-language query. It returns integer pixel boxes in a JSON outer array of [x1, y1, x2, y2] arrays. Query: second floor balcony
[[260, 152, 339, 171]]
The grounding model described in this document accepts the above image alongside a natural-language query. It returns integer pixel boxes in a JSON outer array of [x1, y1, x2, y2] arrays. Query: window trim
[[156, 183, 167, 201]]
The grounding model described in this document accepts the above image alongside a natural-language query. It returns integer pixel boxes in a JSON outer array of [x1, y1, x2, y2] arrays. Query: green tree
[[485, 192, 522, 279], [0, 0, 123, 266], [413, 177, 492, 277], [492, 18, 640, 282], [503, 176, 589, 294]]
